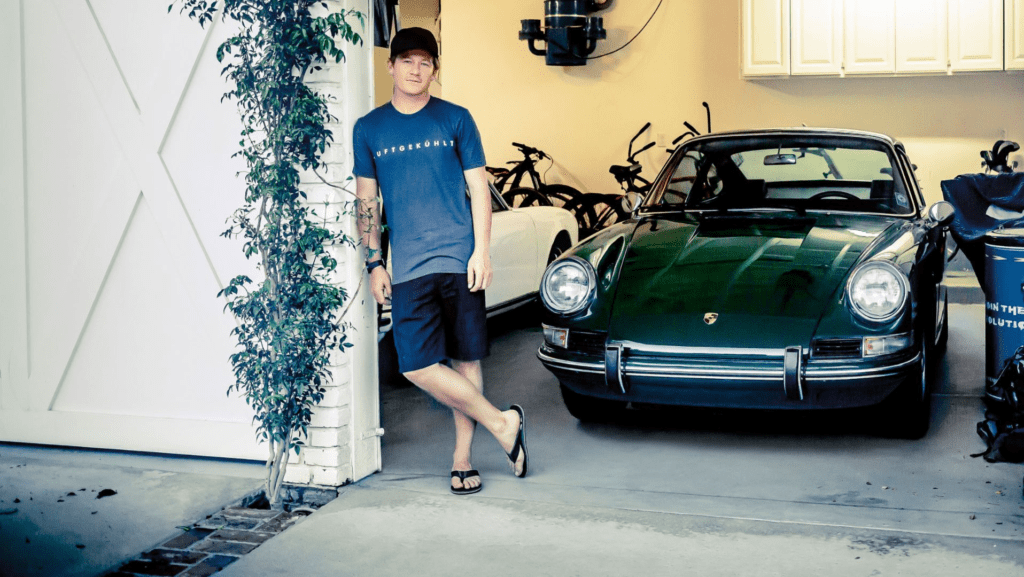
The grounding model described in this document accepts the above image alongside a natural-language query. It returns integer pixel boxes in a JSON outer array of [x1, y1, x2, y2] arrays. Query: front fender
[[541, 221, 637, 331], [814, 221, 931, 340]]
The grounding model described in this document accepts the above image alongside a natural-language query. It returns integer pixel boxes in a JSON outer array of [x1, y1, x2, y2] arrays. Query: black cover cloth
[[940, 173, 1024, 285]]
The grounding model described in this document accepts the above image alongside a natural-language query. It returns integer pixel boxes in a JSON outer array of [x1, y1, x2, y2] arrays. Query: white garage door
[[0, 0, 370, 460]]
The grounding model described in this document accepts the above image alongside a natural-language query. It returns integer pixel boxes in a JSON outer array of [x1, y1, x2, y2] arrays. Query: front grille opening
[[812, 338, 862, 359], [569, 330, 607, 355]]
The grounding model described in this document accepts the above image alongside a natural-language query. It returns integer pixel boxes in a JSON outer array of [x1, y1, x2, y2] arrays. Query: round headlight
[[846, 261, 909, 323], [540, 256, 596, 315]]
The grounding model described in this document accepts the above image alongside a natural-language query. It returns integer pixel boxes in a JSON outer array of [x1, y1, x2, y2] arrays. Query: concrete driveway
[[221, 303, 1024, 576], [0, 447, 263, 576], [3, 303, 1022, 576]]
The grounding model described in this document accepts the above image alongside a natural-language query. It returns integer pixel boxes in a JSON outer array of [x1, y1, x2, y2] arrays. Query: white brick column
[[284, 0, 379, 488]]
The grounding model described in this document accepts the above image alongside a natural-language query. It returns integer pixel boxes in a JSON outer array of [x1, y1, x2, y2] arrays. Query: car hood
[[607, 212, 903, 349]]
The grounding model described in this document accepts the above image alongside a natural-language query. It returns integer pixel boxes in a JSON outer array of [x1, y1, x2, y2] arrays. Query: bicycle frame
[[487, 143, 547, 193]]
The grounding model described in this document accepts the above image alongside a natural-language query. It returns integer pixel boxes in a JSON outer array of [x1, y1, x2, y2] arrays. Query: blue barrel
[[984, 228, 1024, 385]]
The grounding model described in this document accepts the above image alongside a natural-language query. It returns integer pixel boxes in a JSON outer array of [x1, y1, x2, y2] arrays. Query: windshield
[[644, 135, 915, 216]]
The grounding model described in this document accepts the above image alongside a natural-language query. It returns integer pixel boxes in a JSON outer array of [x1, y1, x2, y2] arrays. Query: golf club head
[[994, 140, 1020, 170]]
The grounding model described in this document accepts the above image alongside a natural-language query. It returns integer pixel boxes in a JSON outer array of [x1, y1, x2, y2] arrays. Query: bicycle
[[485, 142, 584, 209], [610, 122, 658, 209], [561, 123, 656, 239]]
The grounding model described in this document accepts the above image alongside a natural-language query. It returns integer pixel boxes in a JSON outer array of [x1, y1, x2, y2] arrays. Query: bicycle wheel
[[502, 187, 552, 208], [539, 183, 584, 209], [564, 194, 631, 239], [560, 194, 604, 239], [590, 193, 630, 229]]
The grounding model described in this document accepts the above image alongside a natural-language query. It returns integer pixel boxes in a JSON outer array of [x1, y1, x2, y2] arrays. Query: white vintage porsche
[[378, 182, 578, 335]]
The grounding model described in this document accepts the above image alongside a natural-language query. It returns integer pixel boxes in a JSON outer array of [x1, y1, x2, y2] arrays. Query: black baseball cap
[[390, 27, 439, 60]]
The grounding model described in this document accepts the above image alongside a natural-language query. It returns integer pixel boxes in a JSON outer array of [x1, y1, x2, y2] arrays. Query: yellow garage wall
[[441, 0, 1024, 205]]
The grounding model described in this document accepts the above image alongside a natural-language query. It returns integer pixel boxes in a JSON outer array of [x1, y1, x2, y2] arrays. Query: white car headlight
[[846, 261, 909, 323], [541, 256, 596, 315]]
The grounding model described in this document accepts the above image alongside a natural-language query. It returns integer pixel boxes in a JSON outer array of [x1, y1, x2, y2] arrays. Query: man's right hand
[[369, 266, 392, 305]]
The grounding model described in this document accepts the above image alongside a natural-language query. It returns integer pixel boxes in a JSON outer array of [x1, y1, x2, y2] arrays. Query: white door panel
[[0, 0, 304, 459], [791, 0, 843, 75], [845, 0, 896, 74], [1009, 0, 1024, 69], [741, 0, 790, 76], [49, 196, 244, 422], [896, 0, 948, 73], [949, 0, 1003, 71]]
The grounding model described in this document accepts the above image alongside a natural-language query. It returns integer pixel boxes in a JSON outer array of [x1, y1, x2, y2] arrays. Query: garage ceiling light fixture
[[520, 0, 612, 66]]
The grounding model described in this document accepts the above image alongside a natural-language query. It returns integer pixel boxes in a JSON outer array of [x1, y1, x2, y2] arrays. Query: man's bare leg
[[450, 360, 482, 491], [403, 362, 525, 477]]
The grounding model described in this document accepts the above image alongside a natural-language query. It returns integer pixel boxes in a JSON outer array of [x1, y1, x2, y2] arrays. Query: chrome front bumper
[[538, 344, 922, 409], [538, 346, 919, 381]]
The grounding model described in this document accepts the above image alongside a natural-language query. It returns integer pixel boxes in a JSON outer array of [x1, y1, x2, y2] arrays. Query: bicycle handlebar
[[633, 122, 652, 141], [671, 131, 696, 145], [627, 123, 652, 160], [629, 141, 656, 162], [512, 142, 546, 159]]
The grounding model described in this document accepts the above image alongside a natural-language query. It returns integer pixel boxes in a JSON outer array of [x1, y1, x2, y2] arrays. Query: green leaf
[[170, 0, 362, 501]]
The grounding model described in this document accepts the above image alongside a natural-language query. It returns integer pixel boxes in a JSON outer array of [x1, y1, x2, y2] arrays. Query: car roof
[[684, 127, 901, 148]]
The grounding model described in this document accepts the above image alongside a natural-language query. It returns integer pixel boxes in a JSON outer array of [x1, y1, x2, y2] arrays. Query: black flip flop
[[506, 404, 528, 478], [450, 470, 482, 495]]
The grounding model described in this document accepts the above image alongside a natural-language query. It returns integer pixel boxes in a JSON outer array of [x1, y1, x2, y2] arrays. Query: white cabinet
[[949, 0, 1003, 71], [739, 0, 1018, 77], [1007, 0, 1024, 69], [791, 0, 843, 75], [896, 0, 948, 73], [844, 0, 896, 74], [741, 0, 790, 76]]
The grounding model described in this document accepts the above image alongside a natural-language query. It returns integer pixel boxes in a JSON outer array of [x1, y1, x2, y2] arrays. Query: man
[[353, 27, 527, 495]]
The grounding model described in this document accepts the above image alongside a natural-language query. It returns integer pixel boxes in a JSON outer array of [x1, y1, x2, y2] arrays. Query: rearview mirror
[[764, 154, 797, 166]]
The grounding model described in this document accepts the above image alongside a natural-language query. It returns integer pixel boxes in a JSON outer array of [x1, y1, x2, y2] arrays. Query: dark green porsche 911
[[537, 128, 956, 439]]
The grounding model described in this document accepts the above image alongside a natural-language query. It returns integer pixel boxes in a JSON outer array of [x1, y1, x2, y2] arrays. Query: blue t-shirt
[[352, 97, 487, 284]]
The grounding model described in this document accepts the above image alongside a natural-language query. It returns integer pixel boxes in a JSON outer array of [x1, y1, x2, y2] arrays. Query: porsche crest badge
[[703, 312, 719, 325]]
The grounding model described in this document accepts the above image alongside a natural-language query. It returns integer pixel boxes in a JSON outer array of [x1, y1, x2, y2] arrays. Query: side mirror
[[928, 201, 955, 227], [624, 194, 644, 214]]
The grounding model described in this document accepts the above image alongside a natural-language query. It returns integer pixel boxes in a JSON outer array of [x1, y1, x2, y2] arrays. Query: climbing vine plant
[[172, 0, 364, 508]]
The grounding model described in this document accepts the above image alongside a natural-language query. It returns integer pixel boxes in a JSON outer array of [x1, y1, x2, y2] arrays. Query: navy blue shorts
[[391, 273, 489, 373]]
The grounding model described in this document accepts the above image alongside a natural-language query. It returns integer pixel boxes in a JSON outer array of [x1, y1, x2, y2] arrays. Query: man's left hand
[[467, 250, 492, 292]]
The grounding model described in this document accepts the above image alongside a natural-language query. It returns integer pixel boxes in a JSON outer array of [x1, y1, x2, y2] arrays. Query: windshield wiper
[[698, 206, 811, 219], [641, 203, 687, 213], [763, 204, 806, 216]]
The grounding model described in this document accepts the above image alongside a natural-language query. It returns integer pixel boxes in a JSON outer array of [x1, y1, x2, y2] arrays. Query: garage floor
[[7, 305, 1022, 576], [218, 302, 1024, 576], [378, 303, 1018, 532], [383, 305, 1020, 543]]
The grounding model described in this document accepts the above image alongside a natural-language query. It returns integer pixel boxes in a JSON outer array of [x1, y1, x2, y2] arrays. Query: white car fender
[[513, 205, 578, 277]]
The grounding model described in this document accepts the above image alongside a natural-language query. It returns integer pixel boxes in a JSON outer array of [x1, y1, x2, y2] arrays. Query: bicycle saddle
[[609, 163, 642, 182]]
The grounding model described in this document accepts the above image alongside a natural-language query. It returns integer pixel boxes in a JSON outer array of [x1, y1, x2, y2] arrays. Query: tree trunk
[[266, 435, 292, 509]]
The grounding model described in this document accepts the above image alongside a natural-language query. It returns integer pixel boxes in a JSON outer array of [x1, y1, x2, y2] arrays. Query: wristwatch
[[366, 260, 384, 273]]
